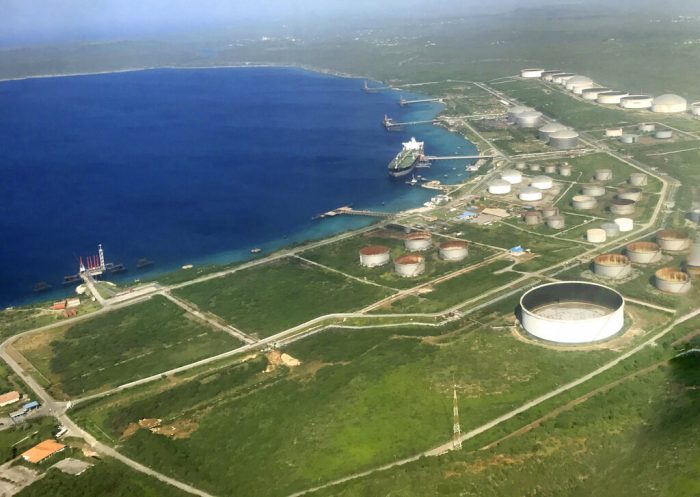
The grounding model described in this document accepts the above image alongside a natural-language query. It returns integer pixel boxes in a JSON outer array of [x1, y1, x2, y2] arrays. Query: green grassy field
[[173, 258, 392, 337], [72, 296, 621, 497], [311, 341, 700, 497], [12, 296, 241, 398], [16, 458, 192, 497], [372, 259, 521, 313], [301, 231, 499, 290], [0, 301, 101, 341]]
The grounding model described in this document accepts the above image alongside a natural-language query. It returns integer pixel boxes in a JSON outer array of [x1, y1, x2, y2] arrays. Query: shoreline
[[0, 62, 382, 86], [1, 63, 481, 309]]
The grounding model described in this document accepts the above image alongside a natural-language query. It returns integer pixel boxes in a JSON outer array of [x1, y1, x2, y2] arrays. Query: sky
[[0, 0, 568, 46], [2, 0, 697, 47]]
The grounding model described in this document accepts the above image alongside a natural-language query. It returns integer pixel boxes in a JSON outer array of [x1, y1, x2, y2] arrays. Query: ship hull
[[389, 156, 420, 178]]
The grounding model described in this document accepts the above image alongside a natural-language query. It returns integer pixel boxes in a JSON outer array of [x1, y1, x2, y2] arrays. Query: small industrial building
[[0, 391, 20, 407], [521, 68, 544, 78], [21, 440, 66, 464]]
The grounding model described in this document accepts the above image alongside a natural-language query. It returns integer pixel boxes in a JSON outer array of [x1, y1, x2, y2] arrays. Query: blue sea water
[[0, 67, 476, 307]]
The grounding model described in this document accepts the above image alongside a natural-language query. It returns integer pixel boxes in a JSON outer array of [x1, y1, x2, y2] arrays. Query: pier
[[423, 155, 495, 161], [363, 81, 390, 93], [383, 115, 438, 130], [399, 97, 444, 107], [314, 206, 394, 220]]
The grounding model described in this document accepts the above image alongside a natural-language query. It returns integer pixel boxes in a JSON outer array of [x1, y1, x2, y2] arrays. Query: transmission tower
[[452, 382, 462, 449]]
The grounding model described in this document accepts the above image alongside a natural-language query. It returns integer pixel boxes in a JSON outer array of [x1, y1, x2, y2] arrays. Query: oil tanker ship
[[388, 137, 424, 178]]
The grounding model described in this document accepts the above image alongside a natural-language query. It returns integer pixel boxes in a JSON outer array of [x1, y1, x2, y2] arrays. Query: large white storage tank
[[439, 241, 469, 261], [687, 239, 700, 274], [488, 179, 512, 195], [519, 282, 625, 344], [519, 187, 543, 202], [516, 111, 543, 128], [597, 91, 628, 104], [501, 169, 523, 185], [394, 255, 425, 278], [565, 75, 594, 94], [626, 241, 661, 264], [620, 95, 653, 109], [530, 175, 554, 190], [541, 70, 563, 81], [549, 129, 580, 150], [587, 228, 607, 243], [359, 246, 391, 268], [572, 195, 597, 210], [507, 105, 533, 123], [651, 94, 688, 113], [521, 68, 545, 78], [404, 232, 432, 252], [655, 268, 692, 294], [538, 122, 568, 142], [582, 87, 610, 100], [691, 102, 700, 116], [553, 73, 576, 85], [593, 254, 632, 279], [657, 229, 691, 252]]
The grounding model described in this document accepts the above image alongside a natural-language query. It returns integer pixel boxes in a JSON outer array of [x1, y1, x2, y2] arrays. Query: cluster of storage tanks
[[358, 233, 469, 278], [521, 68, 691, 115], [588, 229, 698, 294], [488, 164, 565, 200], [573, 171, 647, 220], [521, 205, 565, 229]]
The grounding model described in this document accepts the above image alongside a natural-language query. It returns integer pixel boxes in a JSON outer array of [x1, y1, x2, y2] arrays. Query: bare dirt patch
[[264, 350, 301, 373]]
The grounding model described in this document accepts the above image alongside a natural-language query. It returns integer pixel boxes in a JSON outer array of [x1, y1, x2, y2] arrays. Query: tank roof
[[395, 254, 424, 265], [595, 254, 630, 266], [539, 122, 568, 132], [627, 241, 660, 253], [655, 267, 690, 282], [657, 229, 689, 240], [550, 129, 579, 139], [566, 75, 593, 85], [359, 245, 390, 255], [653, 94, 687, 105], [439, 240, 468, 249]]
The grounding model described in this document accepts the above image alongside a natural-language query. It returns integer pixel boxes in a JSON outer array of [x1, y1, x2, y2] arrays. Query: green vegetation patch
[[173, 257, 391, 337], [16, 458, 192, 497], [74, 303, 615, 497], [374, 259, 520, 313], [13, 296, 241, 398]]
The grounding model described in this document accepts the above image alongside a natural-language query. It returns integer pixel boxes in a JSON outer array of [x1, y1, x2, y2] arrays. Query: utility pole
[[452, 381, 462, 450]]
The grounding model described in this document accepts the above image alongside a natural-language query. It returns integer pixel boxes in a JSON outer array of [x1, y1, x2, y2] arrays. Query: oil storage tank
[[605, 128, 623, 137], [565, 75, 594, 93], [598, 91, 628, 104], [582, 183, 606, 197], [626, 241, 661, 264], [614, 218, 634, 232], [531, 175, 554, 190], [521, 68, 545, 78], [691, 102, 700, 116], [638, 123, 656, 133], [559, 163, 573, 176], [394, 255, 425, 278], [359, 246, 391, 268], [629, 173, 648, 186], [439, 241, 468, 261], [686, 239, 700, 274], [620, 95, 653, 109], [520, 187, 543, 202], [524, 211, 542, 225], [655, 268, 692, 294], [596, 169, 613, 181], [655, 129, 673, 139], [617, 187, 643, 202], [404, 232, 432, 252], [601, 222, 621, 238], [541, 206, 559, 218], [573, 195, 597, 210], [594, 254, 632, 279], [501, 169, 523, 184], [507, 105, 533, 124], [582, 87, 610, 100], [587, 228, 607, 243], [620, 134, 639, 144], [541, 70, 563, 81], [657, 229, 691, 252], [549, 129, 580, 150], [546, 215, 566, 229], [517, 111, 543, 128], [538, 122, 568, 142], [519, 281, 625, 344], [553, 73, 576, 85], [652, 94, 688, 113], [610, 198, 636, 216], [488, 179, 512, 195]]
